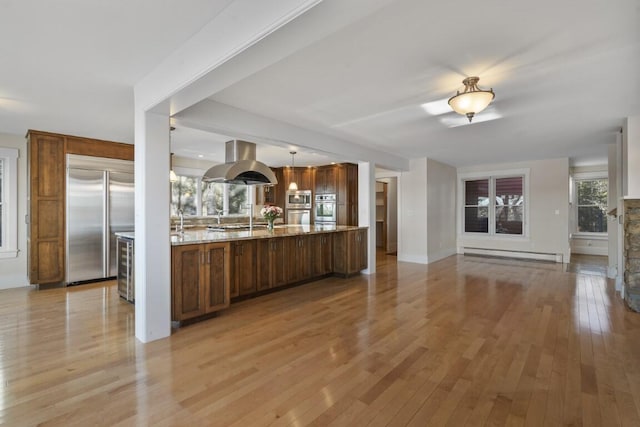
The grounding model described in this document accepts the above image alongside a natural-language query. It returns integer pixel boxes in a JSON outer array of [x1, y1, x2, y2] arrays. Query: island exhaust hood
[[202, 140, 278, 185]]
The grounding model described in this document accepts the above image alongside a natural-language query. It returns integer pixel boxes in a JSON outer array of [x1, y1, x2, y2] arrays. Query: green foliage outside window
[[576, 179, 608, 233]]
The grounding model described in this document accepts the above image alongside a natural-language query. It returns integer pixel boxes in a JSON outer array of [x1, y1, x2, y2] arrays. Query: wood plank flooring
[[1, 253, 639, 426]]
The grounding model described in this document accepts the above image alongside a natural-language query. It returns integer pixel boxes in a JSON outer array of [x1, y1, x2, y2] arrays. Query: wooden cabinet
[[261, 168, 281, 205], [172, 242, 230, 321], [333, 228, 367, 276], [286, 235, 312, 283], [28, 132, 66, 284], [315, 166, 336, 194], [282, 167, 314, 191], [257, 237, 288, 291], [231, 240, 257, 296], [336, 163, 358, 226], [27, 130, 134, 285], [311, 233, 333, 277]]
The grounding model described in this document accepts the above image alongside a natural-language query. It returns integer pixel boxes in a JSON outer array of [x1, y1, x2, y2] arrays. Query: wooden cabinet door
[[315, 166, 337, 194], [28, 132, 66, 284], [356, 229, 368, 271], [311, 234, 333, 277], [257, 238, 288, 290], [300, 168, 313, 190], [333, 229, 367, 276], [285, 235, 311, 283], [272, 237, 288, 287], [256, 239, 272, 291], [203, 243, 230, 313], [233, 241, 256, 296], [298, 235, 312, 281], [172, 245, 206, 321]]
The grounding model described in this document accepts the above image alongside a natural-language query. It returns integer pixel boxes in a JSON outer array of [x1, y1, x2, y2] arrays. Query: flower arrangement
[[260, 205, 283, 230]]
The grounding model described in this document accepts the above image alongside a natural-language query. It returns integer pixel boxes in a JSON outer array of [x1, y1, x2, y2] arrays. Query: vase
[[267, 218, 275, 231]]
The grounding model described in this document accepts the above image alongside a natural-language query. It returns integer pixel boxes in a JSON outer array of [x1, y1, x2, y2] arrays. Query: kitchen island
[[171, 224, 367, 324]]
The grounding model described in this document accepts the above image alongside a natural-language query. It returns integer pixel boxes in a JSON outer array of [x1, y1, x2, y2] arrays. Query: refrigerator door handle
[[103, 170, 109, 278]]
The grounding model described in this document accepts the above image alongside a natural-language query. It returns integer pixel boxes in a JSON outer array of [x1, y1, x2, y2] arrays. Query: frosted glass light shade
[[288, 181, 298, 191], [448, 77, 495, 122]]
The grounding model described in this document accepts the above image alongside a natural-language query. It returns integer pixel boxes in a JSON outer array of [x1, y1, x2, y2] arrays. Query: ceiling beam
[[173, 99, 409, 171]]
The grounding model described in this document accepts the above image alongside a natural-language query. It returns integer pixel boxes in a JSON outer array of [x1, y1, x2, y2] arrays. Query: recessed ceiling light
[[198, 154, 204, 158]]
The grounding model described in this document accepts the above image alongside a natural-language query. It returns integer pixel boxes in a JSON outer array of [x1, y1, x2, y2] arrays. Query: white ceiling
[[1, 0, 639, 169]]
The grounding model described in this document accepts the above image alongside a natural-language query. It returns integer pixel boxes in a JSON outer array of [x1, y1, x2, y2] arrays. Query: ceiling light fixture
[[288, 151, 298, 191], [448, 76, 495, 122], [169, 153, 178, 182], [169, 126, 178, 182]]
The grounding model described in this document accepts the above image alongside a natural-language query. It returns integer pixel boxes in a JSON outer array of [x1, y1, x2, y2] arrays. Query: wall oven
[[285, 190, 312, 209], [315, 194, 336, 224]]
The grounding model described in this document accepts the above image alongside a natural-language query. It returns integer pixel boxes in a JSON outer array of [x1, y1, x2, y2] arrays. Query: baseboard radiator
[[461, 247, 563, 263]]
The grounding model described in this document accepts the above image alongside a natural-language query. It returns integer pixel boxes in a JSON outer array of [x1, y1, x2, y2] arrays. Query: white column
[[134, 107, 172, 343], [358, 161, 376, 275]]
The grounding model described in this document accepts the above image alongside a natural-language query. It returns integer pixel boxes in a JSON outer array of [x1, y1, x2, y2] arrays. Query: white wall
[[0, 133, 29, 289], [457, 158, 570, 262], [397, 157, 457, 264], [398, 158, 428, 263], [426, 159, 457, 262]]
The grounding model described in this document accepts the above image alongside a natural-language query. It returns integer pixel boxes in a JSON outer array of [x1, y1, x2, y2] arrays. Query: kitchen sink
[[207, 224, 267, 232]]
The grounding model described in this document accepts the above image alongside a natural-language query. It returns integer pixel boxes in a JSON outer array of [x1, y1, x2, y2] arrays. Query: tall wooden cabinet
[[172, 242, 230, 321], [336, 163, 359, 226], [27, 130, 134, 285], [28, 132, 66, 284]]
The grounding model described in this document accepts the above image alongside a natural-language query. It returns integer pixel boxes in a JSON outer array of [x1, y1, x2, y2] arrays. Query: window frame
[[171, 166, 255, 218], [458, 168, 530, 239], [0, 147, 19, 259], [572, 171, 608, 237]]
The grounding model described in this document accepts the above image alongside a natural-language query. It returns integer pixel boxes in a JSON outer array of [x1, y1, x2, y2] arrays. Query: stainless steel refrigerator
[[66, 154, 134, 284]]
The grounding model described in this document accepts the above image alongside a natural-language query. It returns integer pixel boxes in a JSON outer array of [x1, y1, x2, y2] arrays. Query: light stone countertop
[[170, 224, 365, 246]]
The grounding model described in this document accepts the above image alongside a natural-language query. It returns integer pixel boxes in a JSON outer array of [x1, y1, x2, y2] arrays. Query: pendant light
[[169, 126, 178, 182], [448, 76, 495, 122], [288, 151, 298, 191], [169, 153, 178, 182]]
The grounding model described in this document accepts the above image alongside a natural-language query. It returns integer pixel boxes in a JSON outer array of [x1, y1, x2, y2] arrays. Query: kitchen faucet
[[177, 209, 184, 233], [215, 209, 228, 225], [245, 203, 253, 230]]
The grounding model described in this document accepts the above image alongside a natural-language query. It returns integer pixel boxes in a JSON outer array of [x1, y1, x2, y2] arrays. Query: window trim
[[458, 168, 530, 240], [0, 147, 19, 259], [572, 171, 608, 236], [171, 166, 256, 218]]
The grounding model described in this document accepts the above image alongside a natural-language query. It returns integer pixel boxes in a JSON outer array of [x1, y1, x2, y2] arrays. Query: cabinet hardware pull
[[207, 251, 211, 264]]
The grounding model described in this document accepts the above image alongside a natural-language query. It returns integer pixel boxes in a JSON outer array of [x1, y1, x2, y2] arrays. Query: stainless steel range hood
[[202, 140, 278, 185]]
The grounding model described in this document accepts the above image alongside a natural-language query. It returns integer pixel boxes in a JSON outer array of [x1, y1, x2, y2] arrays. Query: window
[[0, 147, 18, 258], [575, 177, 607, 233], [462, 173, 526, 236], [170, 172, 251, 217]]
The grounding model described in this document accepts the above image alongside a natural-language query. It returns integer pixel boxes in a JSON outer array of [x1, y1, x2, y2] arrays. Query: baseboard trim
[[571, 246, 608, 256], [461, 247, 563, 263]]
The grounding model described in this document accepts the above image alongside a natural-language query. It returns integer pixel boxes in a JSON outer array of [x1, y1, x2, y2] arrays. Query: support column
[[134, 107, 172, 343], [358, 161, 376, 275]]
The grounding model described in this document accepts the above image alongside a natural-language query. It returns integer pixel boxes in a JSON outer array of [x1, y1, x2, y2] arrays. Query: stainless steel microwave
[[285, 190, 312, 209]]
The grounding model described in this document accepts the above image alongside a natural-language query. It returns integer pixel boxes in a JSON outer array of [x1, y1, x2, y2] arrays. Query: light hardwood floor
[[1, 253, 639, 426]]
